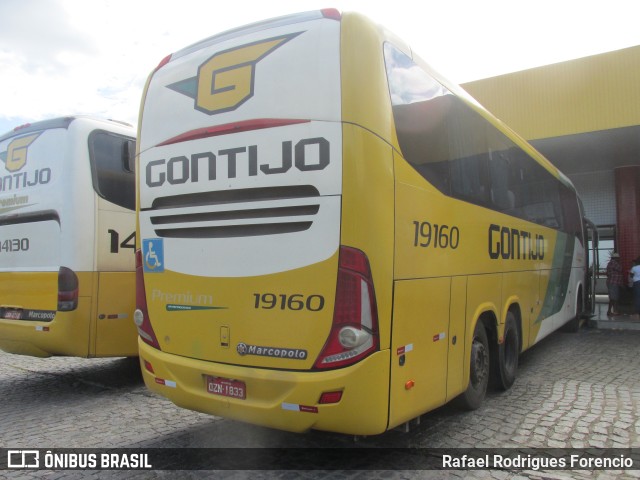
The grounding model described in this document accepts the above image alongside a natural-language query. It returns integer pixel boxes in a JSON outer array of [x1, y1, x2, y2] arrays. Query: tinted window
[[88, 131, 136, 210], [384, 43, 578, 235]]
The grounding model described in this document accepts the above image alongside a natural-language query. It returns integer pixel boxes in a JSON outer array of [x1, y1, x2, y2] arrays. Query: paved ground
[[1, 324, 639, 479]]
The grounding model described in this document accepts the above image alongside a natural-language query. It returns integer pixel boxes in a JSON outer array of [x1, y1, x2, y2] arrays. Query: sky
[[0, 0, 639, 135]]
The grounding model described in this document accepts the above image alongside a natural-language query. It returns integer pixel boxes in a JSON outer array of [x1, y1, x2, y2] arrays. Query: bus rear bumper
[[139, 339, 391, 436], [0, 303, 92, 358], [0, 335, 53, 357]]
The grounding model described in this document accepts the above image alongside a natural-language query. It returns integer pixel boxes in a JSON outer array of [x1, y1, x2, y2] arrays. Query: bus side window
[[88, 131, 136, 210], [384, 42, 573, 236], [123, 140, 136, 174]]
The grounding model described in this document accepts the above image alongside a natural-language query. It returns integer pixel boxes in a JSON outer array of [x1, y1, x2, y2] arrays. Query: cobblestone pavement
[[1, 328, 639, 479]]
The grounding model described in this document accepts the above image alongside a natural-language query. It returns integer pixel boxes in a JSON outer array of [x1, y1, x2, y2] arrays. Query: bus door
[[584, 218, 598, 316], [94, 268, 136, 356], [91, 131, 138, 357]]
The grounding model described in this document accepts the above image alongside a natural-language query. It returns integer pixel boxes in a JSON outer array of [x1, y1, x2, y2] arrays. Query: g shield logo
[[1, 133, 41, 172], [168, 32, 303, 115]]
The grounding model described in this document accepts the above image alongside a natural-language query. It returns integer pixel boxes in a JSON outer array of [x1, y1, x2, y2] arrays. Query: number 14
[[108, 230, 135, 253]]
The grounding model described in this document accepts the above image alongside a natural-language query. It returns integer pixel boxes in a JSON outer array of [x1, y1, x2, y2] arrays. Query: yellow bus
[[0, 116, 138, 358], [135, 9, 587, 435]]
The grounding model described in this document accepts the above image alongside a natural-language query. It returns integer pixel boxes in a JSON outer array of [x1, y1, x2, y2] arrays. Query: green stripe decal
[[166, 304, 227, 312], [536, 232, 575, 323]]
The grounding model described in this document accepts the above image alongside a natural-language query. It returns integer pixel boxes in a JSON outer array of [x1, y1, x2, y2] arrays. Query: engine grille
[[144, 186, 321, 239]]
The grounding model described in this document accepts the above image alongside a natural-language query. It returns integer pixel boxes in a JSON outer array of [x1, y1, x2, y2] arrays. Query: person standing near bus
[[630, 257, 640, 320], [606, 253, 624, 316]]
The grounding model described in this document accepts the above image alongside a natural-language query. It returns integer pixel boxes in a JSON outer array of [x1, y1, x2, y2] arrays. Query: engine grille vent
[[145, 186, 321, 239]]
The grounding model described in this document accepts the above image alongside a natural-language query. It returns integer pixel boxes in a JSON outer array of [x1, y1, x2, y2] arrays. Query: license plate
[[3, 310, 22, 320], [205, 376, 246, 400]]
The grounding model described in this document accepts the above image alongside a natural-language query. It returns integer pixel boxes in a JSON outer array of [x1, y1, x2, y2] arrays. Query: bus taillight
[[134, 250, 161, 349], [57, 267, 78, 311], [321, 8, 341, 20], [314, 246, 379, 369], [154, 54, 172, 73]]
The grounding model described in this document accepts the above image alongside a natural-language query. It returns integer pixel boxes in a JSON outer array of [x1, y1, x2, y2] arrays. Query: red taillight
[[319, 390, 343, 404], [13, 123, 32, 132], [143, 359, 155, 374], [57, 266, 78, 311], [314, 247, 379, 369], [321, 8, 342, 20], [154, 54, 172, 73], [135, 250, 161, 349]]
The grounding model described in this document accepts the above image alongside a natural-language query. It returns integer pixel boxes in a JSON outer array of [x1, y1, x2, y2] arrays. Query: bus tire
[[455, 321, 490, 410], [495, 312, 519, 391]]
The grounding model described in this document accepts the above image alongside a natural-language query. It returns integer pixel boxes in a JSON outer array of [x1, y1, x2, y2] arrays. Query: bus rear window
[[88, 131, 136, 210]]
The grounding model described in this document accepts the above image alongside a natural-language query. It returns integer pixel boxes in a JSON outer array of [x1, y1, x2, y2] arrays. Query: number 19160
[[412, 221, 460, 249], [253, 293, 325, 312]]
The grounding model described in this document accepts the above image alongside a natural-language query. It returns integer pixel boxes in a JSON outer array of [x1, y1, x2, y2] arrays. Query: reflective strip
[[281, 403, 318, 413], [396, 343, 414, 355]]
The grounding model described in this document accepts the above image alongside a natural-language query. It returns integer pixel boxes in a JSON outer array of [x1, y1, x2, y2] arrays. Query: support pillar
[[615, 165, 640, 274]]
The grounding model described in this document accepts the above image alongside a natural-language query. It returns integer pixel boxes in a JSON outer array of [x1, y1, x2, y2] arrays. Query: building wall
[[462, 46, 640, 141], [569, 171, 616, 226]]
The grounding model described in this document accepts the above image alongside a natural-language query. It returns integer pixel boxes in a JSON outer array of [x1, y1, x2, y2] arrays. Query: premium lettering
[[151, 289, 213, 306]]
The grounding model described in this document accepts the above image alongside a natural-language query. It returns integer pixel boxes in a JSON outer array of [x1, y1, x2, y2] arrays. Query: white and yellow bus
[[0, 116, 138, 358], [135, 9, 587, 435]]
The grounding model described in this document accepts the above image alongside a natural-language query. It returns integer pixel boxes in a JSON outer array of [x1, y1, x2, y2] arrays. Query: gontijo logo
[[1, 133, 41, 172], [167, 32, 303, 115]]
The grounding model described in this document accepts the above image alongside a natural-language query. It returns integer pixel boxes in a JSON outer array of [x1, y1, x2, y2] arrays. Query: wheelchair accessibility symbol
[[142, 238, 164, 273]]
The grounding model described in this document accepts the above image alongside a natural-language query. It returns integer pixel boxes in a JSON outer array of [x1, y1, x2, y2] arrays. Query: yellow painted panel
[[389, 278, 450, 428], [341, 124, 395, 349], [143, 252, 339, 369], [95, 271, 137, 357], [0, 299, 92, 357], [0, 271, 57, 310], [502, 270, 538, 349], [446, 276, 467, 401], [0, 271, 95, 357], [462, 46, 640, 139]]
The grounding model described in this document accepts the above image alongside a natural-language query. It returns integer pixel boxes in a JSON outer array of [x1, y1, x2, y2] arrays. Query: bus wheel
[[495, 312, 519, 391], [455, 321, 489, 410]]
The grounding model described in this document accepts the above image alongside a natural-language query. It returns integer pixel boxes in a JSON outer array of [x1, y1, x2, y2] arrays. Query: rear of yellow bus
[[0, 119, 89, 357], [136, 10, 397, 435], [0, 117, 138, 358]]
